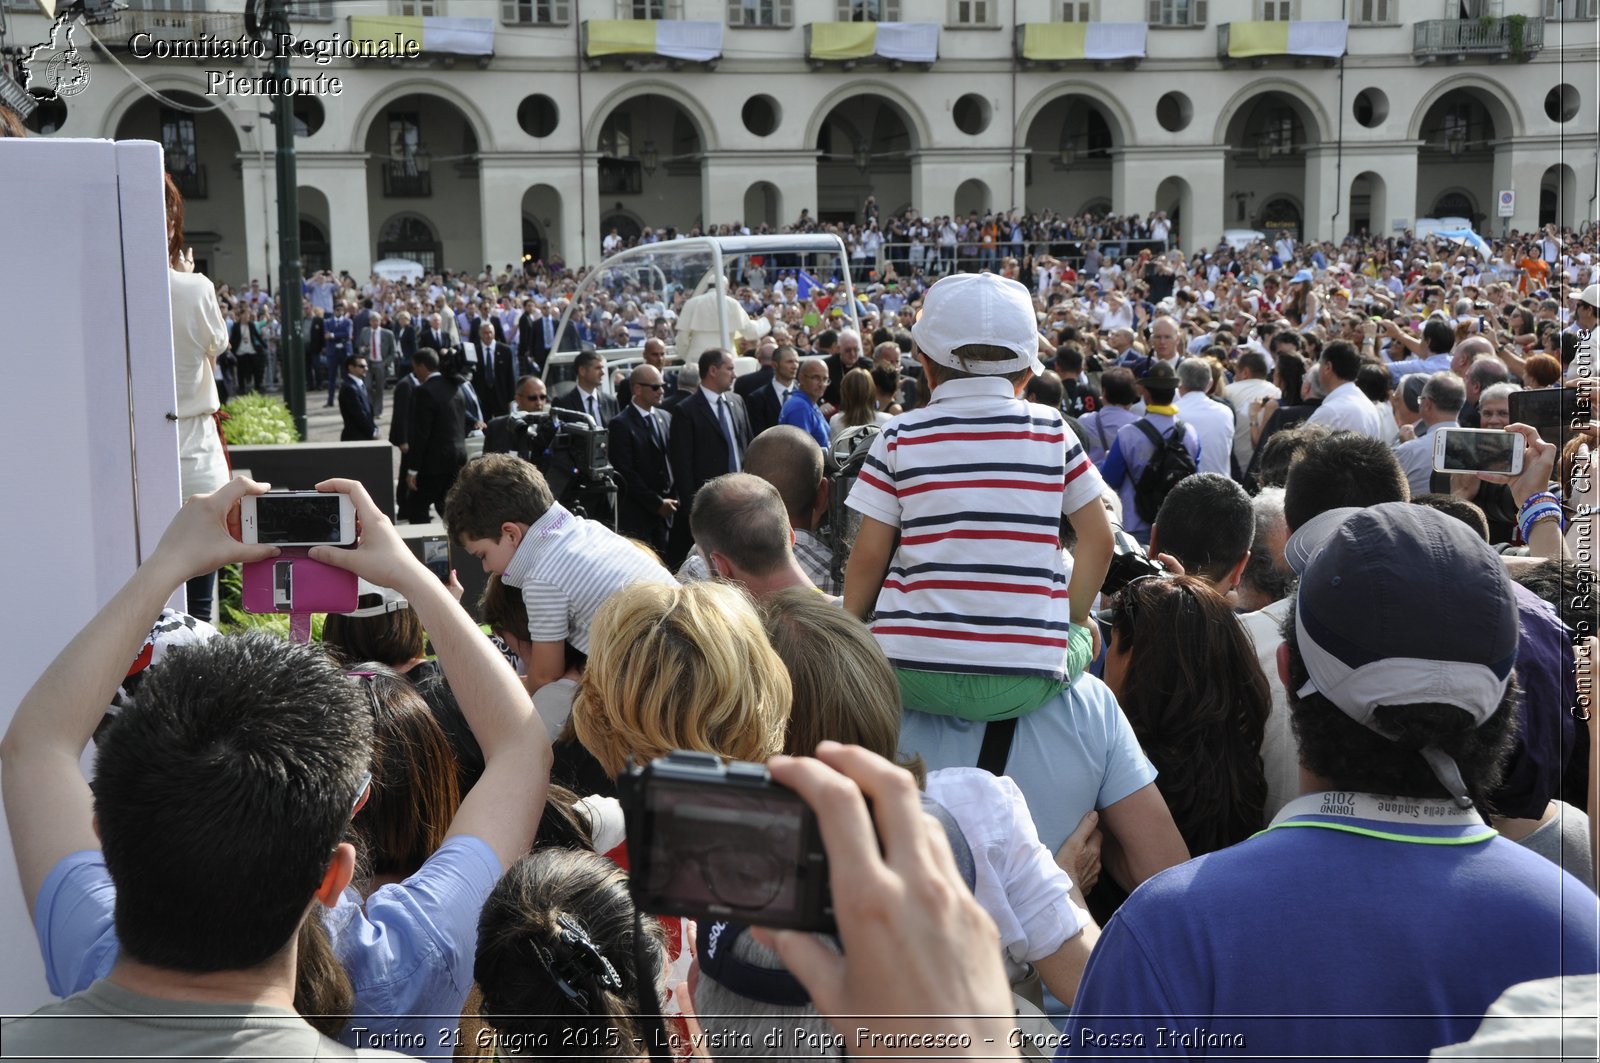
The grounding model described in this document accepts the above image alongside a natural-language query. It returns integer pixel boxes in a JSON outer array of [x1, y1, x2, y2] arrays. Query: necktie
[[718, 396, 741, 472], [782, 386, 794, 405], [587, 394, 597, 422], [644, 407, 663, 451], [544, 318, 554, 345]]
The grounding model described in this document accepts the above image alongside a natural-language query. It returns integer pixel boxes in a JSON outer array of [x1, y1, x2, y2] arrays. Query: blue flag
[[796, 270, 822, 301]]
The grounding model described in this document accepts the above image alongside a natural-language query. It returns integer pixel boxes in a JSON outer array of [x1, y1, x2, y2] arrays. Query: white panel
[[0, 137, 182, 1013]]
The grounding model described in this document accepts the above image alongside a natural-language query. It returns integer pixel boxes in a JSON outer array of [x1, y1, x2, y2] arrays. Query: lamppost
[[244, 0, 306, 438]]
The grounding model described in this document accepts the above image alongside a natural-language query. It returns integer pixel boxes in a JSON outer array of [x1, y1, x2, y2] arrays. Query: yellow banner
[[348, 16, 424, 56], [585, 19, 659, 57], [1021, 23, 1087, 61], [1227, 21, 1292, 58], [809, 23, 876, 61]]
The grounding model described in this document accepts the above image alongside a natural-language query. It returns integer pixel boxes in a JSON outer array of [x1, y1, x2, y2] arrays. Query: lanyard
[[1262, 791, 1497, 847]]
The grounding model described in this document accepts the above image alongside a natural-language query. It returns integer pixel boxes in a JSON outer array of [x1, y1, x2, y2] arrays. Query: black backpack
[[1132, 418, 1196, 524]]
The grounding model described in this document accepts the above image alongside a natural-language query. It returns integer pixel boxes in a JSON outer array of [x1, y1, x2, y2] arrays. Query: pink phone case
[[241, 553, 359, 614]]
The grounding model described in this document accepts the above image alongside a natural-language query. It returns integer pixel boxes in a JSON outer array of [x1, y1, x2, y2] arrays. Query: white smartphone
[[240, 491, 357, 547], [1432, 427, 1525, 477]]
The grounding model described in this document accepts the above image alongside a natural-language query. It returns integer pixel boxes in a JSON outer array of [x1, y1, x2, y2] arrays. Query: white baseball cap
[[910, 273, 1045, 376], [1572, 283, 1599, 308]]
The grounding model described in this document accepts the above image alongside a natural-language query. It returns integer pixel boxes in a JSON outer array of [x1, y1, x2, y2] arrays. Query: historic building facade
[[6, 0, 1595, 281]]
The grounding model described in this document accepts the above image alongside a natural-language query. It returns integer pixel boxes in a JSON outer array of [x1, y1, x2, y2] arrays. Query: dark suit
[[733, 365, 773, 399], [405, 374, 469, 523], [666, 388, 751, 568], [516, 311, 543, 375], [556, 387, 619, 426], [418, 325, 448, 356], [306, 316, 327, 388], [390, 373, 417, 517], [476, 340, 515, 418], [228, 320, 266, 394], [470, 315, 507, 346], [396, 323, 418, 363], [609, 404, 675, 555], [823, 354, 863, 408], [356, 326, 396, 415], [339, 375, 376, 441], [745, 379, 793, 438]]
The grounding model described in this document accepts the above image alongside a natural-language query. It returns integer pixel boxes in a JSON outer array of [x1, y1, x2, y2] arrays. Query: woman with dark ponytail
[[473, 848, 666, 1059]]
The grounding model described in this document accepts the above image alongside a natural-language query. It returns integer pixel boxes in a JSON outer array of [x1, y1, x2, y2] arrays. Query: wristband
[[1519, 490, 1560, 513]]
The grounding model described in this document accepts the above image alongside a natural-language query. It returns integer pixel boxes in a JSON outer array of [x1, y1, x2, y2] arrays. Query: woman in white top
[[166, 174, 231, 622], [829, 366, 891, 442]]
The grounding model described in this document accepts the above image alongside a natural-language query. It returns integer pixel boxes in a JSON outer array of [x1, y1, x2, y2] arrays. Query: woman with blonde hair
[[572, 580, 790, 776]]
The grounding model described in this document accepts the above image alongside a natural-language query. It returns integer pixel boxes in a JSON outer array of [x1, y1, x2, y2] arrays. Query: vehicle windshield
[[548, 236, 859, 384]]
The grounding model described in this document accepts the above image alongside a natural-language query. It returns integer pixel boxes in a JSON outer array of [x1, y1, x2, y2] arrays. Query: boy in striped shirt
[[445, 454, 676, 697], [843, 273, 1115, 720]]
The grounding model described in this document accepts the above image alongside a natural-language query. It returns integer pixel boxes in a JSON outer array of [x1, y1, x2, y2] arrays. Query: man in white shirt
[[1175, 359, 1237, 478], [1225, 351, 1279, 476], [1306, 341, 1383, 439], [1393, 371, 1464, 497]]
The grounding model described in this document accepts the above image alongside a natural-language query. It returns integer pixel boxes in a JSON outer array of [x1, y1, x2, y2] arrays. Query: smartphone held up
[[240, 491, 357, 547], [1432, 427, 1525, 477]]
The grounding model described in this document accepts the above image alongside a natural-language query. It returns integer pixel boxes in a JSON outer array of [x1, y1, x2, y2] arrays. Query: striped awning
[[808, 22, 938, 63], [1019, 22, 1147, 61], [585, 20, 724, 61], [1226, 20, 1348, 58], [347, 16, 495, 56]]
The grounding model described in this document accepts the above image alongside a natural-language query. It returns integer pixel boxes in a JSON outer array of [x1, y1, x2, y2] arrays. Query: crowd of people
[[3, 198, 1599, 1063]]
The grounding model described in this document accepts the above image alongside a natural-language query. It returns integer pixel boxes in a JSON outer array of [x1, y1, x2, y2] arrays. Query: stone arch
[[349, 78, 496, 155], [101, 77, 247, 143], [1406, 74, 1522, 141], [585, 79, 718, 154], [803, 80, 931, 153], [1430, 186, 1480, 222], [954, 178, 991, 216], [1213, 79, 1331, 145], [744, 180, 781, 229], [1015, 81, 1135, 149]]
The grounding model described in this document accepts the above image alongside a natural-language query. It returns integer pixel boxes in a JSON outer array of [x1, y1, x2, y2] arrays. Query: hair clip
[[531, 915, 622, 1013]]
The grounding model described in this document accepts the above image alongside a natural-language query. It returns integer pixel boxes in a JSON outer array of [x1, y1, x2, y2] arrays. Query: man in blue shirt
[[1063, 505, 1598, 1060], [1098, 362, 1201, 542], [779, 357, 831, 450]]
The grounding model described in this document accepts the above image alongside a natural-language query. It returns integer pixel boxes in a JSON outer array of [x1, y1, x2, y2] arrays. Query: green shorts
[[893, 624, 1094, 722]]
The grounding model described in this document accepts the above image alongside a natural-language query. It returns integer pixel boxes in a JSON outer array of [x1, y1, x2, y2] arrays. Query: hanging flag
[[808, 22, 938, 63], [1226, 20, 1347, 59], [1020, 22, 1147, 62], [585, 20, 724, 61], [348, 16, 495, 56], [796, 270, 823, 301]]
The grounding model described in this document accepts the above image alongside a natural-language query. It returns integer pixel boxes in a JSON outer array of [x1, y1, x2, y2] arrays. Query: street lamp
[[640, 139, 658, 176], [853, 141, 871, 171]]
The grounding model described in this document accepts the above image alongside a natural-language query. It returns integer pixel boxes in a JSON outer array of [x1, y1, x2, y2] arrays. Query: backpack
[[1132, 418, 1196, 524]]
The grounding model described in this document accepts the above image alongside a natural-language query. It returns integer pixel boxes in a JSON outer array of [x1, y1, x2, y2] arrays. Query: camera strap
[[976, 717, 1018, 776]]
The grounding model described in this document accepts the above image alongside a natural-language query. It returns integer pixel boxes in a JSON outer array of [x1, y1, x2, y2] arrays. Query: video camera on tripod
[[491, 406, 618, 528]]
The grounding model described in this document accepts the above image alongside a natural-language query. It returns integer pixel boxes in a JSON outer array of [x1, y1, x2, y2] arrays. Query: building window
[[619, 0, 681, 18], [1061, 1, 1095, 20], [393, 1, 440, 15], [838, 1, 900, 21], [126, 1, 207, 11], [389, 112, 422, 167], [503, 0, 570, 24], [1147, 0, 1206, 26], [1258, 0, 1294, 20], [1350, 0, 1395, 25], [160, 106, 197, 175], [729, 0, 792, 26], [599, 113, 633, 159], [949, 0, 994, 25], [290, 0, 333, 19], [1546, 0, 1598, 19]]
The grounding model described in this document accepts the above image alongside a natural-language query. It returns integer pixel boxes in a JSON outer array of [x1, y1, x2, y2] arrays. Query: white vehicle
[[542, 234, 861, 401]]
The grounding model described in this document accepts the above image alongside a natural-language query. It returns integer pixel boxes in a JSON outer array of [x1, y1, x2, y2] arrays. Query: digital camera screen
[[255, 496, 345, 544], [642, 782, 806, 918], [1442, 431, 1516, 473]]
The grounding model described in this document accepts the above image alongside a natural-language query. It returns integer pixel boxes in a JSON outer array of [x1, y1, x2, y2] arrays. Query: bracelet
[[1518, 503, 1565, 542], [1519, 490, 1560, 514]]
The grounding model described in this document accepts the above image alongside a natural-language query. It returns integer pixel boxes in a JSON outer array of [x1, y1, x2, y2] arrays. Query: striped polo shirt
[[502, 502, 677, 652], [846, 377, 1104, 680]]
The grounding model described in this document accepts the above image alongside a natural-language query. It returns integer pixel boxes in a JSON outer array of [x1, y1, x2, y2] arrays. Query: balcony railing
[[1413, 17, 1543, 61], [168, 165, 207, 200], [382, 155, 432, 198], [93, 11, 248, 50]]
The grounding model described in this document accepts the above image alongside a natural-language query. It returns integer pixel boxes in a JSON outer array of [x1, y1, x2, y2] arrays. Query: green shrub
[[215, 564, 326, 641], [221, 393, 299, 446]]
